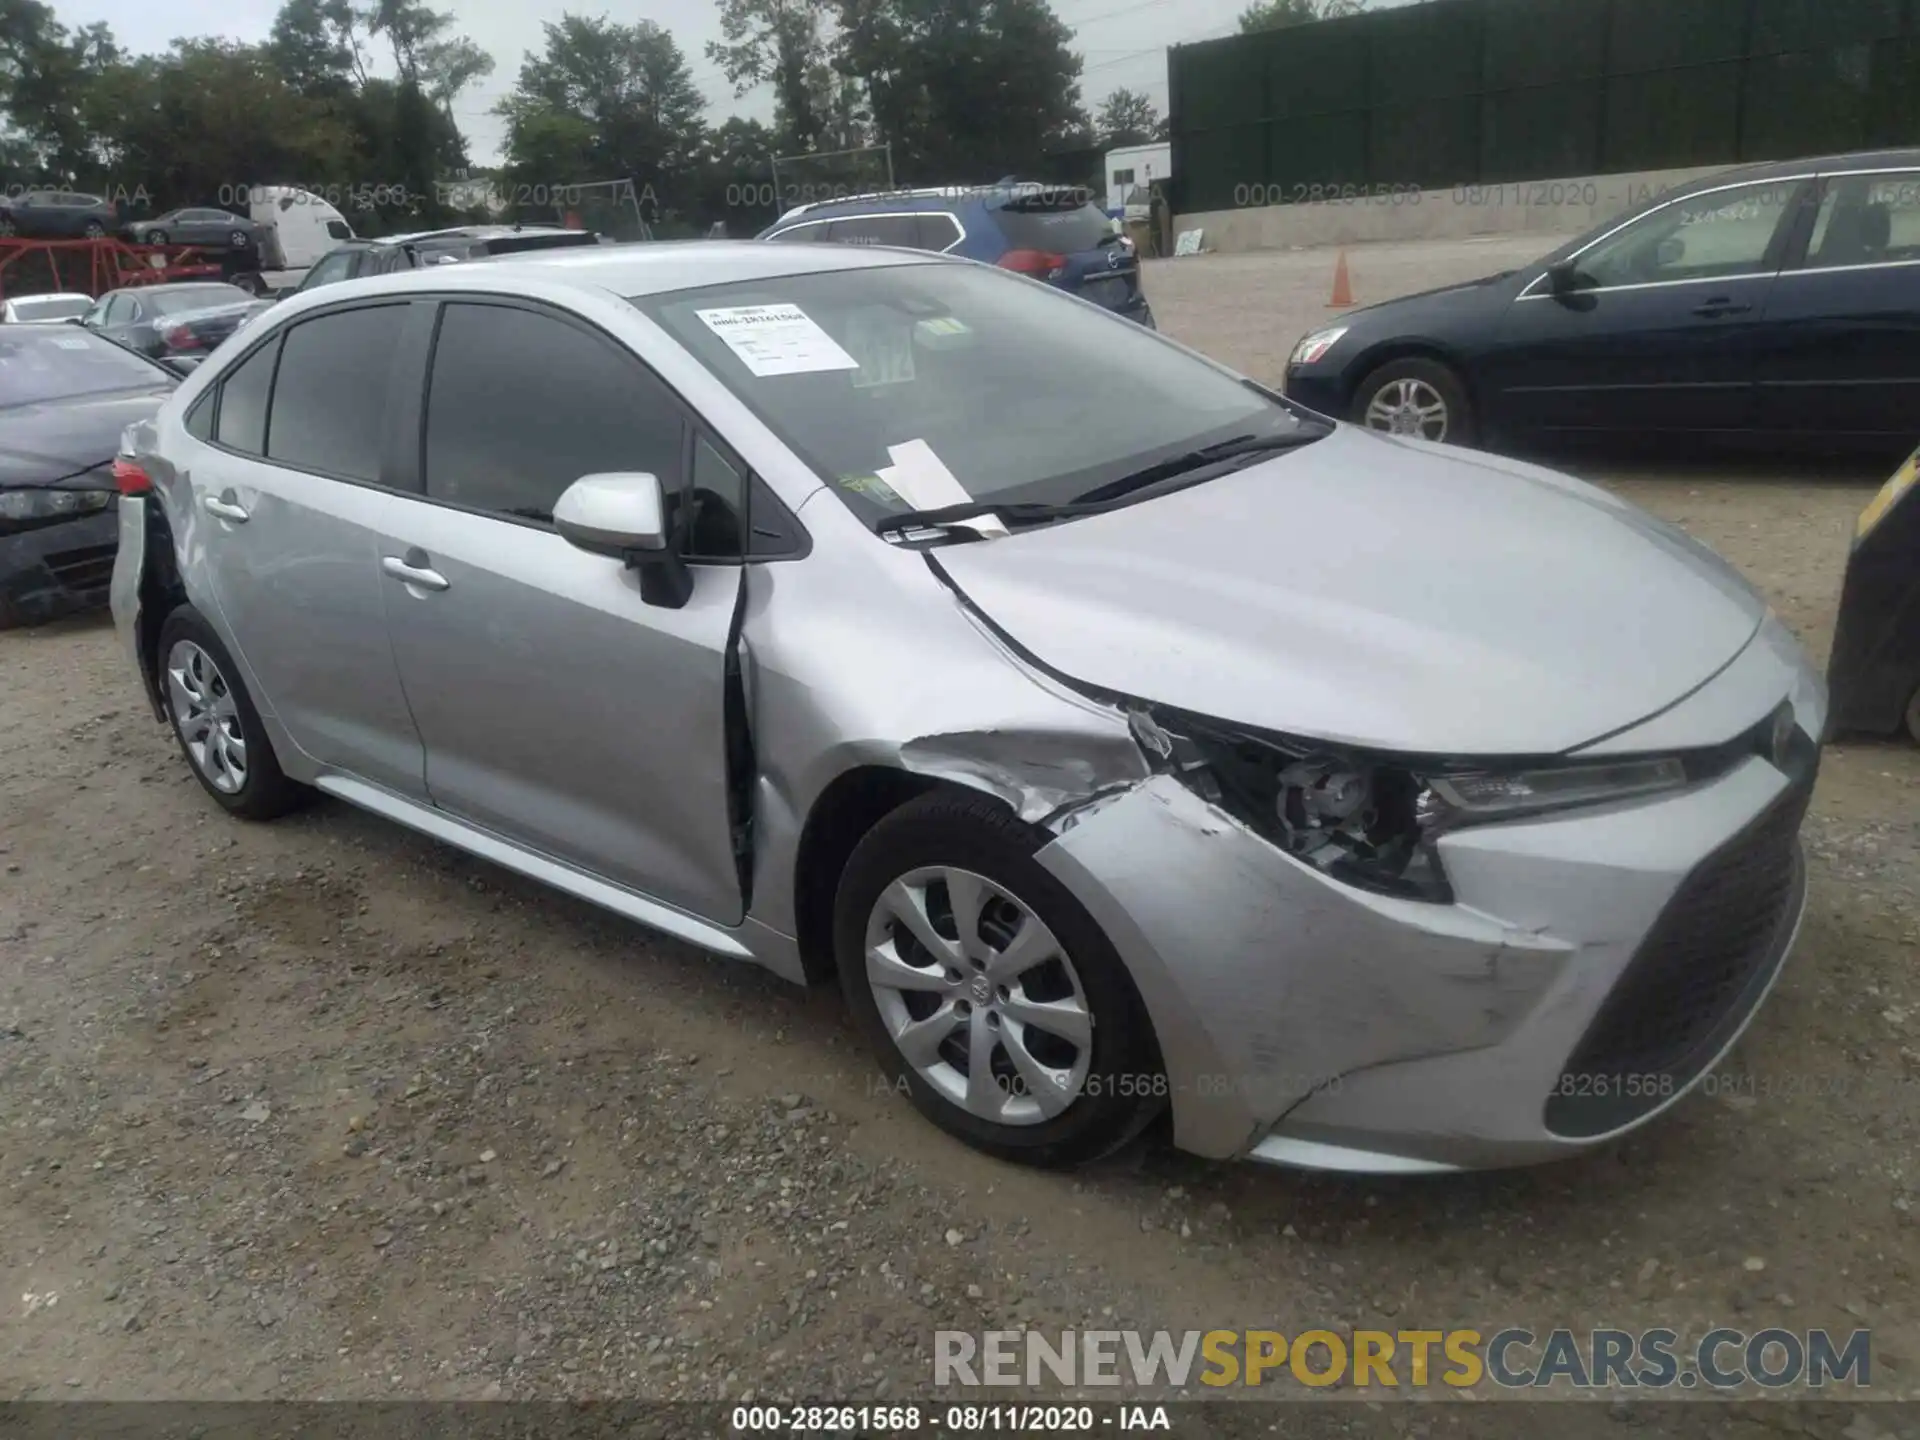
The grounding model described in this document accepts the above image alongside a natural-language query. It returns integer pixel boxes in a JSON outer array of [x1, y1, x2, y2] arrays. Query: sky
[[49, 0, 1259, 166]]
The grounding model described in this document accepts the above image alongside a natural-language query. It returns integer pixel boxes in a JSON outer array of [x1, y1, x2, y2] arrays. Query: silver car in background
[[109, 241, 1824, 1173]]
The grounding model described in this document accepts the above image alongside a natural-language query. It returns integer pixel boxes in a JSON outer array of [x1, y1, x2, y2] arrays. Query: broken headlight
[[1137, 712, 1693, 905]]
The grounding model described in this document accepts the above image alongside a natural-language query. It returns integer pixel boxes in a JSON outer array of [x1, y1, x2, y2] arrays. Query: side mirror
[[554, 472, 692, 609], [1544, 259, 1578, 295]]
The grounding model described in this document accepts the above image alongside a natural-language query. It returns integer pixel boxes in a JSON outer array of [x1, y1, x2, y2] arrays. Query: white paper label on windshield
[[695, 303, 858, 377], [878, 439, 1007, 537]]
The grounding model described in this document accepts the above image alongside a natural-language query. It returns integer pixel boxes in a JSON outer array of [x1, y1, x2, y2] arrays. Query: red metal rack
[[0, 236, 227, 304]]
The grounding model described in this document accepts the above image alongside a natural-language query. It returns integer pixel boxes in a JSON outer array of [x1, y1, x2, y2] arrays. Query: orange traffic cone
[[1329, 248, 1355, 307]]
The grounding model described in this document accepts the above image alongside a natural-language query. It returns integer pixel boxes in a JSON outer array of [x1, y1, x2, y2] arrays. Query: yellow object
[[1858, 447, 1920, 541]]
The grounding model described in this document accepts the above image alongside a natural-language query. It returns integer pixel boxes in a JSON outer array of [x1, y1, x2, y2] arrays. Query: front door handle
[[1692, 297, 1753, 319], [382, 551, 450, 593], [202, 491, 249, 523]]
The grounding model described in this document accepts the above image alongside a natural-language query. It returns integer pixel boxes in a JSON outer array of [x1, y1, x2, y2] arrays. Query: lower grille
[[1544, 781, 1811, 1138], [43, 541, 118, 596]]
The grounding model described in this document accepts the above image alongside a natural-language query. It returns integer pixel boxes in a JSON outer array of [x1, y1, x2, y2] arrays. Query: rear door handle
[[1692, 298, 1753, 319], [202, 491, 249, 523], [382, 551, 450, 593]]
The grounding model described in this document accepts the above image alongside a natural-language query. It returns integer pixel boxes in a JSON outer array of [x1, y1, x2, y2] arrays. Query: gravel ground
[[4, 239, 1920, 1421]]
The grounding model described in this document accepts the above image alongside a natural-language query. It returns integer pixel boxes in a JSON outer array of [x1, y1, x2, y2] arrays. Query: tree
[[498, 14, 707, 198], [1237, 0, 1363, 33], [831, 0, 1085, 183], [0, 0, 121, 181], [267, 0, 364, 97], [706, 0, 833, 154], [1094, 86, 1158, 148]]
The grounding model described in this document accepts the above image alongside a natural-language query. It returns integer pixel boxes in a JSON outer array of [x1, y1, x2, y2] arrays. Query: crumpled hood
[[932, 425, 1768, 757], [0, 387, 172, 488]]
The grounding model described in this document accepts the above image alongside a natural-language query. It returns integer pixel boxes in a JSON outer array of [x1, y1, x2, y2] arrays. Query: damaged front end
[[0, 476, 120, 628]]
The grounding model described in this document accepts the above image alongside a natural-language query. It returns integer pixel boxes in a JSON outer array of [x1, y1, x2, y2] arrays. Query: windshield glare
[[638, 264, 1305, 528], [147, 286, 249, 316], [0, 329, 168, 406], [11, 296, 91, 322]]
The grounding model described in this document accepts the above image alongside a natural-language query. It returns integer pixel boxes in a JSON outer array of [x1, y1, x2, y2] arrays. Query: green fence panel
[[1369, 0, 1484, 105], [1603, 61, 1745, 169], [1267, 111, 1372, 195], [1484, 0, 1613, 87], [1609, 0, 1749, 73], [1751, 0, 1902, 56], [1481, 83, 1606, 181], [1370, 97, 1482, 189], [1743, 46, 1877, 158], [1867, 36, 1920, 145], [1176, 37, 1267, 133], [1183, 121, 1268, 213], [1264, 16, 1371, 119]]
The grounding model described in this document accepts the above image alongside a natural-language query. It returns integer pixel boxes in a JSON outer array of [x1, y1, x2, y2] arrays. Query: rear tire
[[1354, 357, 1475, 446], [835, 790, 1164, 1168], [229, 230, 247, 249], [83, 220, 105, 239], [157, 605, 308, 821]]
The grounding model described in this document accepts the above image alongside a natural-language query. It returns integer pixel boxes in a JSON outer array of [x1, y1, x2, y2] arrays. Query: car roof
[[1672, 147, 1920, 191]]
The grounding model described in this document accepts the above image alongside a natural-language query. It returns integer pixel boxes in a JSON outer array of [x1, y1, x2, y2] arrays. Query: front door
[[1755, 169, 1920, 441], [378, 298, 746, 925], [184, 302, 428, 798], [1485, 179, 1809, 437]]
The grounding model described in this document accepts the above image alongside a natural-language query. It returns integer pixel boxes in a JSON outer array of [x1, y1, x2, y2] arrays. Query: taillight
[[998, 248, 1067, 280], [112, 457, 153, 495], [163, 325, 204, 350]]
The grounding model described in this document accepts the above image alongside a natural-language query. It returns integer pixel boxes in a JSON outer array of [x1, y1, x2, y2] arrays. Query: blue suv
[[759, 181, 1154, 327]]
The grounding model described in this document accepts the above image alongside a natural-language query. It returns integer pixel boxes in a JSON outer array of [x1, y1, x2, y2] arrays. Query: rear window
[[991, 198, 1117, 255], [478, 232, 599, 256], [146, 286, 251, 317]]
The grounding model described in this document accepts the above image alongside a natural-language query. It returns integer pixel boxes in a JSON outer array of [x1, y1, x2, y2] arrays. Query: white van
[[236, 186, 357, 295]]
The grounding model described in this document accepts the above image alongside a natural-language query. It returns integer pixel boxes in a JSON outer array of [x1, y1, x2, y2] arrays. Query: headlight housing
[[1289, 326, 1349, 367], [0, 487, 113, 523], [1133, 710, 1696, 904]]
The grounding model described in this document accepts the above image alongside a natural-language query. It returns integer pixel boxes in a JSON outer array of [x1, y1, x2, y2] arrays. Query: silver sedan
[[109, 241, 1824, 1172]]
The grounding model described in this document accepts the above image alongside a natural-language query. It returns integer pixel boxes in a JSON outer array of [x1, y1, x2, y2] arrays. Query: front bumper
[[1281, 366, 1345, 418], [0, 506, 120, 627], [1035, 644, 1825, 1173]]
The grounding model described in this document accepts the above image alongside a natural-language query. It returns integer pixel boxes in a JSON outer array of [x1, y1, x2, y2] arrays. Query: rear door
[[181, 302, 429, 797], [1483, 177, 1809, 436], [376, 298, 747, 924], [1754, 167, 1920, 442], [990, 192, 1139, 313]]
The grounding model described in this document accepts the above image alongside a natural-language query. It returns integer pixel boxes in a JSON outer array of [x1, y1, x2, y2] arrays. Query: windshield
[[146, 285, 250, 317], [10, 296, 91, 323], [0, 328, 169, 407], [637, 264, 1311, 529]]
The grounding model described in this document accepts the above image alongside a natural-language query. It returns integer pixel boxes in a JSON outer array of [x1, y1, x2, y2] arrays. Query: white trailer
[[233, 186, 357, 295], [1103, 143, 1172, 221]]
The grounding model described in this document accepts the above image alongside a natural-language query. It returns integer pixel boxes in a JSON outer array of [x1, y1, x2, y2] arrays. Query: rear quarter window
[[991, 200, 1116, 256]]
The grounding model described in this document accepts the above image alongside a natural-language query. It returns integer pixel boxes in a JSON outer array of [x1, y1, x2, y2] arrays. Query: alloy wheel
[[863, 866, 1094, 1126], [1364, 377, 1450, 440], [83, 221, 105, 238], [166, 639, 248, 794]]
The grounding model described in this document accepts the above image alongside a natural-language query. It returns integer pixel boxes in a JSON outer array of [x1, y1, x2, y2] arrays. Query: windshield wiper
[[1070, 426, 1331, 506], [874, 501, 1088, 539]]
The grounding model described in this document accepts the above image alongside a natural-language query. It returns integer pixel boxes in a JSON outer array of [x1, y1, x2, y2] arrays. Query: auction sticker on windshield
[[696, 303, 858, 377]]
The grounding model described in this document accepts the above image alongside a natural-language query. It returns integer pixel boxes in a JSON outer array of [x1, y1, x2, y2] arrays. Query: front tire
[[146, 229, 168, 245], [835, 791, 1164, 1168], [83, 220, 105, 239], [1354, 357, 1475, 445], [157, 605, 307, 820], [1906, 685, 1920, 748]]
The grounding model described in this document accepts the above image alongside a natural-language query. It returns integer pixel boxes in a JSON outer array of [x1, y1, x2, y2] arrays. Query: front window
[[636, 263, 1315, 531], [0, 327, 169, 406], [1566, 180, 1803, 290]]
